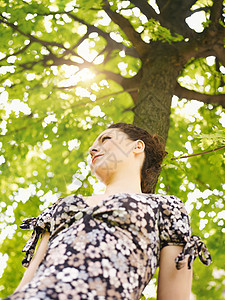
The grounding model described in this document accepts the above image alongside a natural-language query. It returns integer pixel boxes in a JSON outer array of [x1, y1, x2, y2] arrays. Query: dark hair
[[108, 122, 167, 194]]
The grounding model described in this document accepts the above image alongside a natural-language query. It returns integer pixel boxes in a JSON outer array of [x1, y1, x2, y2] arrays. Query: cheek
[[91, 152, 119, 174]]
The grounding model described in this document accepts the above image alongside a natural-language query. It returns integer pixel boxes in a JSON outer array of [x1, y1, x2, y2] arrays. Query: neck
[[103, 168, 142, 196]]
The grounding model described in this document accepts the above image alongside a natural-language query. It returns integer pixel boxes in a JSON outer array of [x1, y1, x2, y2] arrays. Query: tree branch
[[178, 28, 223, 65], [129, 0, 162, 22], [198, 1, 224, 51], [56, 68, 141, 104], [213, 44, 225, 67], [35, 10, 138, 58], [0, 15, 87, 69], [63, 31, 90, 56], [185, 6, 211, 17], [102, 70, 141, 104], [18, 60, 39, 70], [67, 13, 139, 58], [43, 56, 91, 68], [0, 15, 65, 48], [209, 0, 224, 28], [98, 44, 113, 64], [129, 0, 195, 40], [155, 0, 197, 37], [0, 43, 31, 62], [102, 0, 147, 58], [171, 145, 225, 160], [174, 82, 225, 108]]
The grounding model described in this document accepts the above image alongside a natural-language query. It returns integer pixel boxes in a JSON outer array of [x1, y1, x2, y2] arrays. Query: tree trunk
[[133, 42, 183, 141]]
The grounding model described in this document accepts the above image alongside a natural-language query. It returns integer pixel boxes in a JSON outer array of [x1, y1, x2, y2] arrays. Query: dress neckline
[[76, 192, 150, 208]]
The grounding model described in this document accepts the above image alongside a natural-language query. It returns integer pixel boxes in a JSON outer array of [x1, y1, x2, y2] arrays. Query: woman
[[6, 122, 211, 300]]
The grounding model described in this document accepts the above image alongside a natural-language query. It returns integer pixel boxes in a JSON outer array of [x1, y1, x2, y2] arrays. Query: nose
[[89, 144, 99, 157]]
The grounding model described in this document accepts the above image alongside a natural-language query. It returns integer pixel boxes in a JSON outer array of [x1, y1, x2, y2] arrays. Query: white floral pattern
[[6, 193, 212, 300]]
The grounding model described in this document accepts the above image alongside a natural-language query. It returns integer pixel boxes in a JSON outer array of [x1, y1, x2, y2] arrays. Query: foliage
[[144, 19, 184, 43], [0, 0, 225, 299]]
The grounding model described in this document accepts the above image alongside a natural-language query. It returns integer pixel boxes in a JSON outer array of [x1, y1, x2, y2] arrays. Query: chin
[[92, 171, 110, 184], [91, 164, 114, 184]]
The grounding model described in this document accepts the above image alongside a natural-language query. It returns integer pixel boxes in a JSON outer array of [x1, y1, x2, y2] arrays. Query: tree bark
[[133, 42, 182, 141]]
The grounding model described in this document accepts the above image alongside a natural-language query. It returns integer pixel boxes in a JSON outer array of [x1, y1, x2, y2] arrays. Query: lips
[[92, 154, 103, 163]]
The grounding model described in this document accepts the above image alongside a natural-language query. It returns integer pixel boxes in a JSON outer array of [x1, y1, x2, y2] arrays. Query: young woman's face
[[89, 128, 136, 183]]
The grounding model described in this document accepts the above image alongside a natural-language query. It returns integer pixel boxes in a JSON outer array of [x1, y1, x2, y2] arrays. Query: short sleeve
[[20, 197, 63, 268], [159, 195, 212, 270]]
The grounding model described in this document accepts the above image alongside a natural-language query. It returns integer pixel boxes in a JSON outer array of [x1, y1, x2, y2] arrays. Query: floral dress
[[6, 193, 211, 300]]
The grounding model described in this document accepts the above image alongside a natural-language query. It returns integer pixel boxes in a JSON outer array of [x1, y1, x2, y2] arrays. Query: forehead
[[95, 128, 128, 141]]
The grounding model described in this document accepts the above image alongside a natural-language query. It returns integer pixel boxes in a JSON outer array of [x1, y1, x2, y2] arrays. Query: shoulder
[[150, 194, 185, 205], [146, 194, 188, 214], [50, 194, 86, 213], [53, 193, 83, 207]]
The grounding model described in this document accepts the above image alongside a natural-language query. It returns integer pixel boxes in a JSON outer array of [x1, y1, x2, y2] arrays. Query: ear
[[133, 140, 145, 154]]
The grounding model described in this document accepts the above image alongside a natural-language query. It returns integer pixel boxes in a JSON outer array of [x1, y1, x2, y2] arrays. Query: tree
[[0, 0, 225, 298]]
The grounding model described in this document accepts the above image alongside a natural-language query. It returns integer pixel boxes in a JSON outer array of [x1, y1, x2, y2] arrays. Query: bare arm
[[15, 231, 50, 293], [157, 245, 193, 300]]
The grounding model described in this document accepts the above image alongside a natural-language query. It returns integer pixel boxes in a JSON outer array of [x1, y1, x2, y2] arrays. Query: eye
[[102, 136, 111, 142]]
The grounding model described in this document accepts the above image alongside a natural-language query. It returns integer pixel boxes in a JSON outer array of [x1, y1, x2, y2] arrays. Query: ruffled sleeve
[[20, 201, 58, 268], [159, 195, 212, 270]]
